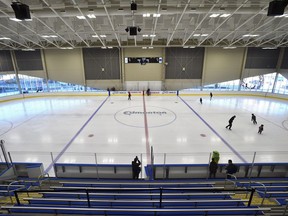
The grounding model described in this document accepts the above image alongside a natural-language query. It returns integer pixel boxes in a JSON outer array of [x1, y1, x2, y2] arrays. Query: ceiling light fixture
[[142, 35, 148, 37], [92, 35, 99, 38], [0, 37, 11, 40], [143, 13, 150, 17], [100, 35, 106, 38], [60, 47, 73, 50], [87, 14, 96, 19], [274, 13, 288, 17], [153, 13, 161, 17], [150, 34, 156, 37], [22, 48, 35, 51], [41, 35, 58, 38], [223, 46, 237, 49], [210, 14, 220, 18], [220, 14, 231, 17], [243, 34, 259, 37], [9, 17, 22, 22], [76, 16, 86, 19]]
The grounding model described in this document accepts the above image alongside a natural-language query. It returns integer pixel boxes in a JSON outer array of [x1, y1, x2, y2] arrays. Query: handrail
[[283, 199, 288, 216], [14, 186, 255, 209], [247, 181, 267, 206], [58, 181, 217, 186], [224, 174, 237, 189], [37, 172, 50, 189], [7, 180, 25, 204]]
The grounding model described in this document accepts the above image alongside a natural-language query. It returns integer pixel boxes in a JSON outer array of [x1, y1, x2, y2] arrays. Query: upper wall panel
[[14, 50, 43, 71], [124, 48, 164, 81], [203, 47, 245, 85], [44, 48, 85, 85], [245, 48, 280, 69], [165, 48, 204, 79], [0, 50, 13, 72], [83, 48, 120, 80]]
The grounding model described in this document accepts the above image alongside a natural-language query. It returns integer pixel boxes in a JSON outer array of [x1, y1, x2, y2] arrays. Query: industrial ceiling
[[0, 0, 287, 50]]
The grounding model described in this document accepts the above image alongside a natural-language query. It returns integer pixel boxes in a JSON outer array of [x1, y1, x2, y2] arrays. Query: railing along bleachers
[[237, 180, 288, 206]]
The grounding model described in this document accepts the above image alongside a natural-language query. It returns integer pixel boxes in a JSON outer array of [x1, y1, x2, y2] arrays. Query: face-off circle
[[114, 106, 177, 128]]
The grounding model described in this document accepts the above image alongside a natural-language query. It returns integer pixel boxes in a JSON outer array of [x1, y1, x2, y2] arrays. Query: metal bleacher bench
[[23, 197, 249, 206], [1, 205, 271, 215]]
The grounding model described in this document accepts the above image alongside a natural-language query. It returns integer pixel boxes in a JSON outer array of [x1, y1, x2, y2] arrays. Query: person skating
[[226, 115, 236, 130], [258, 124, 264, 134], [200, 98, 203, 104], [128, 91, 131, 100], [251, 114, 257, 124], [210, 92, 213, 100]]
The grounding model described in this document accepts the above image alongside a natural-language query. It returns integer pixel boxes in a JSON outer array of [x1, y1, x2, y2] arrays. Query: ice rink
[[0, 93, 288, 176]]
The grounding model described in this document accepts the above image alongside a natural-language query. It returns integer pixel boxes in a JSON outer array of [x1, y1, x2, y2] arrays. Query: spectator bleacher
[[1, 161, 288, 215]]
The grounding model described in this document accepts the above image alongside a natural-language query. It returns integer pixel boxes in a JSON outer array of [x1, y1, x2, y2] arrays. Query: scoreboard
[[125, 57, 163, 65]]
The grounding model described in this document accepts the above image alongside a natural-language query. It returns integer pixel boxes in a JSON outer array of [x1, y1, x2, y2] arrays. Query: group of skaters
[[225, 114, 264, 134], [127, 88, 151, 100], [200, 92, 264, 134], [209, 151, 238, 179], [200, 92, 213, 104]]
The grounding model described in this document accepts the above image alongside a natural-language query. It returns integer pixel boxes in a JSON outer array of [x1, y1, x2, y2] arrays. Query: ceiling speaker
[[129, 27, 137, 36], [11, 2, 31, 20], [267, 0, 288, 16], [131, 2, 137, 11]]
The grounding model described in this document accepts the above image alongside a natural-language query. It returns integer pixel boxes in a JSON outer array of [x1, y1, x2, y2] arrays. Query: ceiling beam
[[166, 0, 191, 46], [101, 0, 121, 47], [183, 0, 219, 46], [41, 0, 90, 47], [197, 0, 249, 46], [150, 0, 162, 47]]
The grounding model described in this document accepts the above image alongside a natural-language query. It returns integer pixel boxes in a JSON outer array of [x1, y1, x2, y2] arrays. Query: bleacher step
[[269, 206, 287, 215]]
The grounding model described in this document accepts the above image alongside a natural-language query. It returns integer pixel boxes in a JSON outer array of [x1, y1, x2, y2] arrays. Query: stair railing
[[37, 172, 51, 189]]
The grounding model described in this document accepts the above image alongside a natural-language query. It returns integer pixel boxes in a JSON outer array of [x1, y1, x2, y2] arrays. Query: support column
[[120, 48, 125, 90], [238, 47, 248, 91], [10, 51, 22, 94], [40, 49, 50, 92], [272, 48, 285, 93]]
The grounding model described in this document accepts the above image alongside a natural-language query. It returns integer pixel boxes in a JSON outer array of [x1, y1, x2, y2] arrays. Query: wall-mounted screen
[[125, 57, 163, 64]]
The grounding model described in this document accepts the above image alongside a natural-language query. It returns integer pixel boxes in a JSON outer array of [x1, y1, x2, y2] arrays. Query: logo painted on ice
[[115, 106, 177, 128], [123, 111, 167, 116]]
